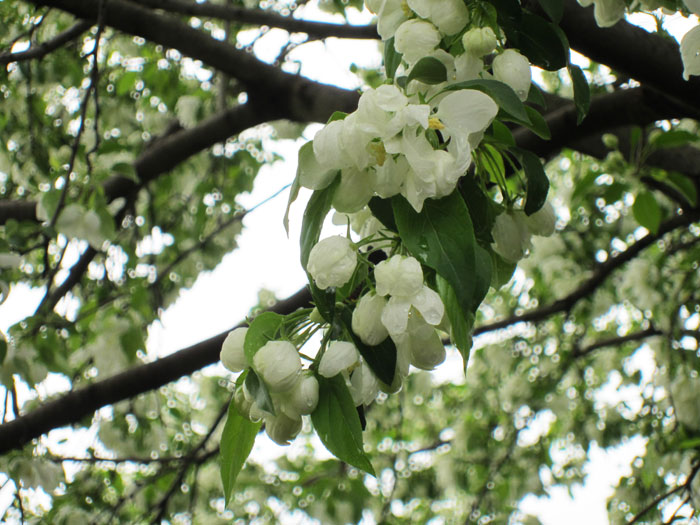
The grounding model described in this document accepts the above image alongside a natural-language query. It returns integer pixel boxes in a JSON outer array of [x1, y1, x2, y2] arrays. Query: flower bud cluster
[[220, 332, 319, 446], [491, 202, 556, 263]]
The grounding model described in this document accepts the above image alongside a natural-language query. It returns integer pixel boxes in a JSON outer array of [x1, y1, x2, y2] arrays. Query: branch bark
[[0, 20, 92, 65], [137, 0, 379, 40], [0, 286, 312, 454]]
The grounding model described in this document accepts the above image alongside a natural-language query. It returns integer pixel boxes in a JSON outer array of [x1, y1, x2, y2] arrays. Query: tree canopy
[[1, 0, 700, 523]]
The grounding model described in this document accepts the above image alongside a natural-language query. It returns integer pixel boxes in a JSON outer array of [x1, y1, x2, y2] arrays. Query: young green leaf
[[220, 399, 261, 506], [667, 172, 698, 207], [368, 196, 398, 233], [300, 175, 340, 270], [536, 0, 563, 23], [513, 148, 549, 215], [244, 312, 284, 362], [435, 275, 473, 370], [524, 105, 551, 140], [516, 13, 568, 71], [392, 193, 478, 314], [633, 191, 662, 234], [311, 375, 375, 476], [407, 57, 448, 85], [568, 64, 590, 124]]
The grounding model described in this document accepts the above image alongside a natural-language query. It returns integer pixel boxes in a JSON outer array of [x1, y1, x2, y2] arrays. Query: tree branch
[[27, 0, 360, 123], [474, 210, 700, 337], [537, 0, 700, 113], [0, 286, 311, 454], [136, 0, 378, 40], [0, 19, 92, 66]]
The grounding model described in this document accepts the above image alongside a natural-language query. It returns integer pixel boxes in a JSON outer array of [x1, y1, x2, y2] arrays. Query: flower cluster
[[301, 2, 537, 213], [220, 328, 319, 445]]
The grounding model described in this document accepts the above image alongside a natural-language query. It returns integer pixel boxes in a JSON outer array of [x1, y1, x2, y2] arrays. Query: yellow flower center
[[369, 142, 386, 166], [428, 117, 445, 130]]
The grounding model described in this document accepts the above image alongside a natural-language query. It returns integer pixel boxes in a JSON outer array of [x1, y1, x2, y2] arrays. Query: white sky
[[1, 2, 698, 523]]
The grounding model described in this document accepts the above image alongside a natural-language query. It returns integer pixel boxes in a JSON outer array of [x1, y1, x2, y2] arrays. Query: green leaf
[[536, 0, 563, 22], [311, 375, 375, 476], [309, 279, 336, 323], [490, 120, 515, 147], [220, 399, 261, 505], [524, 105, 551, 140], [435, 275, 473, 370], [526, 83, 547, 108], [300, 175, 340, 270], [283, 167, 301, 236], [490, 250, 517, 289], [633, 191, 662, 234], [407, 57, 447, 85], [666, 172, 698, 207], [513, 148, 549, 215], [516, 13, 568, 71], [328, 111, 348, 123], [650, 129, 700, 149], [458, 174, 499, 244], [384, 37, 402, 80], [244, 312, 284, 362], [367, 196, 398, 232], [440, 79, 530, 124], [339, 306, 396, 385], [244, 369, 276, 415], [392, 193, 479, 314], [568, 64, 590, 124]]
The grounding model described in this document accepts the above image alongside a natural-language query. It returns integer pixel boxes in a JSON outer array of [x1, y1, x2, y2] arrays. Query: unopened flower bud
[[280, 371, 319, 418], [375, 255, 423, 298], [307, 235, 357, 290], [352, 293, 389, 346], [399, 314, 446, 371], [462, 27, 498, 57], [220, 327, 248, 373], [265, 413, 302, 445], [492, 49, 531, 101], [318, 341, 359, 378], [234, 385, 254, 421], [253, 341, 302, 393], [525, 202, 556, 237], [349, 362, 379, 406], [492, 210, 531, 263]]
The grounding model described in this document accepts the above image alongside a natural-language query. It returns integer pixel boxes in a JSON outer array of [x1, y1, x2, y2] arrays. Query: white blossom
[[393, 313, 446, 370], [319, 341, 360, 378], [307, 236, 357, 290], [578, 0, 625, 27], [491, 210, 532, 263], [279, 371, 319, 418], [492, 49, 531, 101], [525, 201, 556, 237], [681, 25, 700, 80], [352, 293, 390, 345], [407, 0, 470, 36], [252, 341, 302, 393], [366, 0, 410, 40], [349, 362, 379, 406], [462, 27, 498, 57], [220, 327, 248, 373], [55, 204, 106, 248], [264, 412, 303, 445], [394, 19, 441, 64], [375, 255, 424, 298]]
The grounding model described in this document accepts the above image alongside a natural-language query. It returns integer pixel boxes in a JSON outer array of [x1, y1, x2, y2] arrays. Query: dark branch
[[542, 0, 700, 113], [474, 210, 700, 336], [27, 0, 360, 122], [137, 0, 378, 40], [0, 286, 311, 454], [0, 19, 92, 65]]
